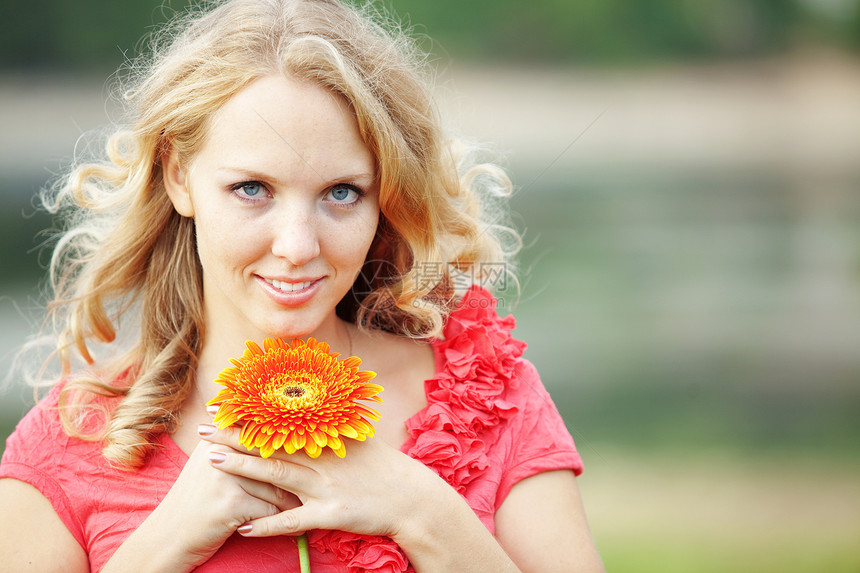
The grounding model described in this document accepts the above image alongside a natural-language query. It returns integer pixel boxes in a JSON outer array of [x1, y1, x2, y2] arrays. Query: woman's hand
[[103, 428, 299, 573], [197, 423, 450, 541], [198, 424, 527, 572]]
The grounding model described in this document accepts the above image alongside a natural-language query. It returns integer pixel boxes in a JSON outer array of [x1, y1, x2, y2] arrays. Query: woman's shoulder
[[0, 381, 120, 477], [2, 384, 65, 450], [403, 286, 582, 516], [426, 286, 575, 443], [0, 384, 95, 547]]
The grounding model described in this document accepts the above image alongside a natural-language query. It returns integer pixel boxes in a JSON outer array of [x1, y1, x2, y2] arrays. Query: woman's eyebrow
[[214, 166, 376, 187], [327, 171, 377, 185]]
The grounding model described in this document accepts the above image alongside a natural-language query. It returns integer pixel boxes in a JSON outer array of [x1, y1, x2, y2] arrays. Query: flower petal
[[290, 431, 307, 451], [304, 440, 322, 458], [271, 432, 288, 451], [338, 424, 359, 439]]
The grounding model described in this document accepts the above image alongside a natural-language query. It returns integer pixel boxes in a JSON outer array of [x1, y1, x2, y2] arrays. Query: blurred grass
[[599, 533, 860, 573], [580, 448, 860, 573]]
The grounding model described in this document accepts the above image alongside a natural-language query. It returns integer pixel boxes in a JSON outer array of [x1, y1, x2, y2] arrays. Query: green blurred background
[[1, 1, 859, 571]]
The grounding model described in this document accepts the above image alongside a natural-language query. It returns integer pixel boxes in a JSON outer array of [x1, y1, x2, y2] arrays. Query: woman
[[0, 0, 604, 571]]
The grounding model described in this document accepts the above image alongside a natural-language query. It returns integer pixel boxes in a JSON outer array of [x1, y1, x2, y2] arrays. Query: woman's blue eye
[[328, 184, 360, 203], [239, 182, 262, 197]]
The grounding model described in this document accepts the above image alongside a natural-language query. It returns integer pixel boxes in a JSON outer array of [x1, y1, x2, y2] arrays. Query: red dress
[[0, 287, 582, 572]]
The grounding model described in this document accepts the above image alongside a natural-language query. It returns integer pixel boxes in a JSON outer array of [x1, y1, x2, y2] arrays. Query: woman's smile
[[255, 275, 324, 307]]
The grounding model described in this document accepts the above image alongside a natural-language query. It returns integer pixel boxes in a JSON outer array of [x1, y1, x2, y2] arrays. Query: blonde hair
[[43, 0, 519, 468]]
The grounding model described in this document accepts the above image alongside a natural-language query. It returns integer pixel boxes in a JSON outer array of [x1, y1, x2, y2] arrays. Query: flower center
[[283, 386, 306, 398]]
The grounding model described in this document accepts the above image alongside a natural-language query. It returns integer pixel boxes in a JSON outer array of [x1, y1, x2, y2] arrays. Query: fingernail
[[208, 451, 227, 464], [206, 405, 220, 416], [237, 523, 253, 535], [198, 423, 216, 436]]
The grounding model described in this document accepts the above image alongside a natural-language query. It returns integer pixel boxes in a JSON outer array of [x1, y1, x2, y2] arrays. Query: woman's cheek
[[194, 209, 260, 275]]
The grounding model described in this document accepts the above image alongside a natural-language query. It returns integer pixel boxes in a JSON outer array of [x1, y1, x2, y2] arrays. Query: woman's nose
[[270, 202, 321, 266]]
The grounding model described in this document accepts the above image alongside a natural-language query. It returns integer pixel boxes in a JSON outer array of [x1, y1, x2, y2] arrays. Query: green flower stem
[[298, 533, 311, 573]]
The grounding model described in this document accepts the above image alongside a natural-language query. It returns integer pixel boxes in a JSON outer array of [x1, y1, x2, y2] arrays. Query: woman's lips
[[256, 276, 323, 307]]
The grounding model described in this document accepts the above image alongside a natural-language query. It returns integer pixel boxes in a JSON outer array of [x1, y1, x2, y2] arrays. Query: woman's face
[[165, 74, 379, 347]]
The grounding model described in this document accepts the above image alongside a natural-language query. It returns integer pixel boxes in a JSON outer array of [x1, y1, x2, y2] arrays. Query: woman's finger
[[207, 447, 319, 497], [235, 472, 302, 512], [198, 423, 242, 449], [198, 423, 334, 471], [199, 423, 299, 462], [238, 505, 316, 538]]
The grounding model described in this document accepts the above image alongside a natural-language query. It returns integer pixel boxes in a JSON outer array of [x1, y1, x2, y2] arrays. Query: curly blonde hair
[[43, 0, 519, 468]]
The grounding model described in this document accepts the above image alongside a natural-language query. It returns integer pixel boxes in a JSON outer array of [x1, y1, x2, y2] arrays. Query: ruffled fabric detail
[[310, 286, 526, 572], [309, 532, 409, 573]]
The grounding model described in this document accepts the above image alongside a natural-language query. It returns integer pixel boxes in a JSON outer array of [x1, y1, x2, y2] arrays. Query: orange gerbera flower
[[208, 337, 382, 458]]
